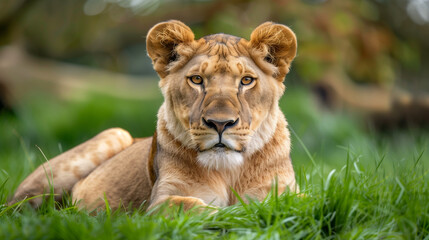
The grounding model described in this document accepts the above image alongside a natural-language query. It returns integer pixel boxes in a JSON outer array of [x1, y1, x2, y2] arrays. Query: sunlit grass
[[1, 156, 428, 239]]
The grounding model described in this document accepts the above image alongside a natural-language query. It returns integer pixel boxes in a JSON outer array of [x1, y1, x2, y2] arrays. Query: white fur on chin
[[197, 149, 243, 170]]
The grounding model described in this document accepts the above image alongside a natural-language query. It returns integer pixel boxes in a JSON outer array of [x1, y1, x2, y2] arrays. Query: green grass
[[0, 82, 428, 239]]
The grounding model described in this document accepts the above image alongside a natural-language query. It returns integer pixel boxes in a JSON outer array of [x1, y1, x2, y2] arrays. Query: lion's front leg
[[147, 168, 227, 212], [148, 177, 209, 211], [10, 128, 133, 207], [149, 195, 207, 212]]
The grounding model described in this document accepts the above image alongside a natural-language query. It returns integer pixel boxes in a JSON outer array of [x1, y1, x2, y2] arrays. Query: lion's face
[[147, 21, 297, 170], [165, 47, 283, 169]]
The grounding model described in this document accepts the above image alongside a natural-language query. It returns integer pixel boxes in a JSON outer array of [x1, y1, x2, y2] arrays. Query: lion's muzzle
[[197, 93, 244, 149], [202, 118, 238, 137]]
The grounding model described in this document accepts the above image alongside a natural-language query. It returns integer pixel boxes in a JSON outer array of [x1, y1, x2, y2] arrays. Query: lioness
[[11, 20, 298, 211]]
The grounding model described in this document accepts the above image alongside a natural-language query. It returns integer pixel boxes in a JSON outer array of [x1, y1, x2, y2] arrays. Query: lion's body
[[71, 136, 153, 210], [12, 21, 298, 211]]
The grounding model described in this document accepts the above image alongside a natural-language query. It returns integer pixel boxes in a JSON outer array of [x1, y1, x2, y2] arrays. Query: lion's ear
[[250, 22, 297, 80], [146, 20, 195, 77]]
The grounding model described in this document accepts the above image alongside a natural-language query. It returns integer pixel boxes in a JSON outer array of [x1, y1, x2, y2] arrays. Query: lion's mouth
[[195, 135, 244, 153], [207, 143, 244, 153], [214, 143, 226, 148]]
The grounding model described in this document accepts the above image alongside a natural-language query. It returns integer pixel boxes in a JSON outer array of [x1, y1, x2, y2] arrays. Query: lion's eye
[[241, 76, 255, 85], [189, 75, 203, 85]]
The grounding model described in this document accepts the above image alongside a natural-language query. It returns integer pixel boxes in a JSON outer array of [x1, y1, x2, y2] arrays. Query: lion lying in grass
[[11, 20, 298, 211]]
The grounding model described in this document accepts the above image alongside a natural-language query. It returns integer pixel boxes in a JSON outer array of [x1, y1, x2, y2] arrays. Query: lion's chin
[[197, 148, 243, 170]]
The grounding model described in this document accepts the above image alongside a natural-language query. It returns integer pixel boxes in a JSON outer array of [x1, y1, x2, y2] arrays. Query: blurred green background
[[0, 0, 428, 194]]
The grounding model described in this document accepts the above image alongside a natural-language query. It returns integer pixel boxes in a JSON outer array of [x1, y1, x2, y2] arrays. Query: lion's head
[[147, 20, 297, 170]]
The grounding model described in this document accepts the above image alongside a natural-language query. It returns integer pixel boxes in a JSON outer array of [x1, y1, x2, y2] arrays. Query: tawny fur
[[11, 20, 298, 212], [11, 128, 133, 207]]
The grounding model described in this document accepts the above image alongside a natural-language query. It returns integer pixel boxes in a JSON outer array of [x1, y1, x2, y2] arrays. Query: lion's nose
[[203, 118, 238, 135]]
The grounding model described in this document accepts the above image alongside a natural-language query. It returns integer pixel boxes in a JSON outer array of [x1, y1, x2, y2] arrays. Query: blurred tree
[[0, 0, 39, 44], [0, 80, 13, 114]]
